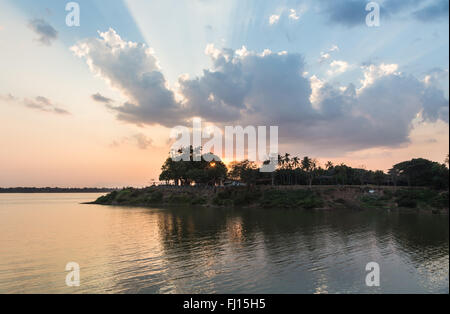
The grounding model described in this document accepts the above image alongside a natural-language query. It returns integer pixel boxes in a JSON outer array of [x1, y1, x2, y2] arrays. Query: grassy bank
[[90, 185, 449, 212]]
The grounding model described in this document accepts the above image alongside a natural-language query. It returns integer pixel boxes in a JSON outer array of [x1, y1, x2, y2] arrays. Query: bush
[[396, 197, 417, 208], [261, 189, 323, 209], [190, 197, 207, 205]]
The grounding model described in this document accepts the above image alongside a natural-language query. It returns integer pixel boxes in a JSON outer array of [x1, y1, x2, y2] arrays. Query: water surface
[[0, 193, 448, 293]]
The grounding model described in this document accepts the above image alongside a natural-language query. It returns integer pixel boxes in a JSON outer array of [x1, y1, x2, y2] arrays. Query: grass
[[92, 186, 448, 211]]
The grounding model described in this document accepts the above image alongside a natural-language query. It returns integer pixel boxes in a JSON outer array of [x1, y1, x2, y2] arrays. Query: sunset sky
[[0, 0, 448, 187]]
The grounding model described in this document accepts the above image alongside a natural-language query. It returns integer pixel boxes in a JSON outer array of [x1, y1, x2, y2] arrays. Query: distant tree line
[[0, 187, 118, 193], [160, 147, 449, 190]]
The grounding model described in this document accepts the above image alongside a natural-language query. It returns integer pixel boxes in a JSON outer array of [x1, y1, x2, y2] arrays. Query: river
[[0, 193, 448, 293]]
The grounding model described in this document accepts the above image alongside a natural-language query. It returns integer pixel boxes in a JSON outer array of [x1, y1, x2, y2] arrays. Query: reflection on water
[[0, 194, 448, 294]]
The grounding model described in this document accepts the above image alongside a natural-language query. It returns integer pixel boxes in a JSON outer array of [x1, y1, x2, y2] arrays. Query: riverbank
[[90, 185, 449, 213]]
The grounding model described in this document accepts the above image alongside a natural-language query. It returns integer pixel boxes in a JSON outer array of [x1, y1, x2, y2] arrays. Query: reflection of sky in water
[[0, 194, 448, 294]]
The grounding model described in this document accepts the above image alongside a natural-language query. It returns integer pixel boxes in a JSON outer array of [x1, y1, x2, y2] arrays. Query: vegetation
[[92, 185, 448, 212], [227, 155, 448, 190], [91, 149, 448, 212], [159, 146, 227, 186]]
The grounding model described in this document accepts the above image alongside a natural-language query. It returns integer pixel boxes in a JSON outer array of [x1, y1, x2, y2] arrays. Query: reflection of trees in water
[[153, 207, 448, 271], [155, 208, 227, 261], [373, 212, 449, 264]]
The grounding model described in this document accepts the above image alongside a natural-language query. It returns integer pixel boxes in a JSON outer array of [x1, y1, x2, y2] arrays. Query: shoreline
[[89, 185, 449, 213]]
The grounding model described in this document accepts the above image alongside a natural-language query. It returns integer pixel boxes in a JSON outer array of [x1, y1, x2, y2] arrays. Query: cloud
[[319, 0, 368, 27], [28, 18, 58, 46], [110, 133, 153, 150], [329, 45, 339, 52], [269, 6, 307, 25], [134, 133, 154, 149], [327, 60, 350, 76], [179, 45, 315, 126], [359, 63, 399, 90], [421, 86, 449, 123], [73, 29, 449, 154], [289, 9, 300, 20], [413, 0, 449, 22], [319, 45, 340, 63], [318, 0, 448, 27], [1, 94, 70, 115], [269, 14, 280, 25], [91, 93, 113, 104], [178, 47, 447, 152], [423, 68, 449, 89], [72, 29, 184, 127]]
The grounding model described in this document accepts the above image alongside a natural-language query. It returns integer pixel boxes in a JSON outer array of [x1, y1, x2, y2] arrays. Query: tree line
[[159, 147, 449, 190]]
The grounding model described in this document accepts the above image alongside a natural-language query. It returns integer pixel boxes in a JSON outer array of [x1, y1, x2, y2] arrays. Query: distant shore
[[0, 187, 118, 193], [89, 185, 449, 213]]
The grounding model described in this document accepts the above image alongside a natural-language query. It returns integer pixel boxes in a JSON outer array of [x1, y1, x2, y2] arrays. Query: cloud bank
[[72, 29, 449, 153]]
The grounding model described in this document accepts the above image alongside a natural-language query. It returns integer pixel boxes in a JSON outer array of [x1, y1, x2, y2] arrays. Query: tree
[[325, 161, 334, 170], [388, 167, 400, 188], [373, 170, 386, 186], [301, 156, 318, 188], [229, 160, 258, 185], [159, 146, 227, 186], [392, 158, 449, 189]]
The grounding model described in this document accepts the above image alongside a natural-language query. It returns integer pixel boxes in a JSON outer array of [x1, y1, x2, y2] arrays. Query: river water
[[0, 193, 448, 294]]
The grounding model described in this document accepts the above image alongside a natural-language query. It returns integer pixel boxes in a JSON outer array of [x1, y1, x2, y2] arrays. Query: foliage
[[159, 146, 227, 186], [391, 158, 449, 189], [158, 146, 448, 191]]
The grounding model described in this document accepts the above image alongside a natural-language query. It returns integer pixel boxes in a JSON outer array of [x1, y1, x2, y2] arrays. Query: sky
[[0, 0, 448, 187]]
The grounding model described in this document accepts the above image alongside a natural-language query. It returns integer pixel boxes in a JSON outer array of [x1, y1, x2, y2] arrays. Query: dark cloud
[[421, 87, 449, 123], [91, 93, 113, 104], [178, 47, 315, 126], [382, 0, 423, 14], [72, 29, 449, 154], [318, 0, 448, 26], [319, 0, 368, 27], [413, 0, 449, 22], [28, 18, 58, 46]]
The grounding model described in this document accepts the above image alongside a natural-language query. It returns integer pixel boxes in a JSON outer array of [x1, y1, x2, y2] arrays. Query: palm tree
[[292, 156, 300, 169], [284, 153, 291, 169], [325, 161, 334, 170], [301, 156, 317, 188], [292, 156, 300, 185]]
